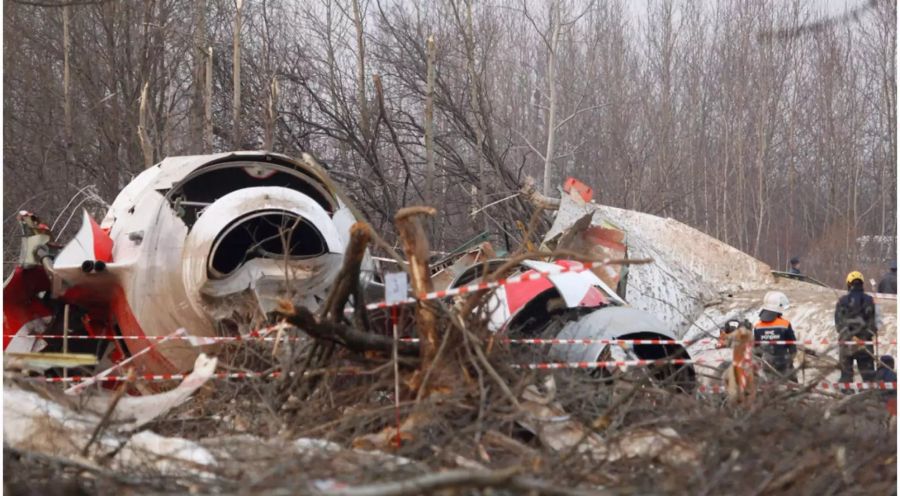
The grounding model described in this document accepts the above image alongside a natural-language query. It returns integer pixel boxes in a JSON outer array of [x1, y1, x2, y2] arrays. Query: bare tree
[[3, 0, 894, 285], [232, 0, 242, 149]]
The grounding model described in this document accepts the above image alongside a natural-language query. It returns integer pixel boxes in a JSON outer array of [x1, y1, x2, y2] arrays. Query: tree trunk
[[424, 34, 436, 207], [232, 0, 242, 149], [352, 0, 371, 144], [394, 207, 438, 368], [191, 0, 207, 152], [542, 1, 561, 197], [463, 0, 487, 231], [205, 47, 213, 152], [264, 77, 278, 151], [138, 82, 154, 168], [62, 5, 74, 170]]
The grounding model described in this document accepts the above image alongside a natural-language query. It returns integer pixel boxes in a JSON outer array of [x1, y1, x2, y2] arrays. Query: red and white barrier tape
[[22, 368, 897, 394], [27, 367, 365, 384], [2, 322, 289, 346], [66, 328, 187, 395], [697, 381, 897, 393], [512, 354, 894, 370], [2, 334, 303, 343], [503, 337, 897, 346], [512, 358, 695, 370]]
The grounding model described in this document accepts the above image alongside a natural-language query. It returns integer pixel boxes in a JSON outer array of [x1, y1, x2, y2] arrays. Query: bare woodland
[[3, 0, 896, 285], [2, 2, 898, 494]]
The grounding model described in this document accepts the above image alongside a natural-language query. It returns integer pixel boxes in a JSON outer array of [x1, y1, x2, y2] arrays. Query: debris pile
[[4, 165, 896, 494]]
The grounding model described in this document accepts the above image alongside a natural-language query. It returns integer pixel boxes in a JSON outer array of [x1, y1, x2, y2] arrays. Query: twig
[[82, 368, 135, 456], [6, 447, 144, 486], [319, 467, 521, 496]]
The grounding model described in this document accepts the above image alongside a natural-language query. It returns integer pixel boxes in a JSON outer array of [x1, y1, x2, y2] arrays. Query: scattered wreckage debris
[[4, 158, 896, 493], [5, 352, 98, 373], [4, 353, 220, 483], [5, 152, 366, 376]]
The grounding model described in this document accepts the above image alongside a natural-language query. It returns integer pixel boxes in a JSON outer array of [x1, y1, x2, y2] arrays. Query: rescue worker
[[788, 257, 801, 275], [753, 291, 798, 380], [717, 318, 753, 349], [877, 260, 897, 294], [834, 271, 878, 383]]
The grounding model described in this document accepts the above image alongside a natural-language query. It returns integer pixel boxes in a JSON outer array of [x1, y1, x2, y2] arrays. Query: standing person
[[753, 291, 798, 380], [835, 271, 878, 383], [788, 257, 801, 275], [718, 319, 756, 405], [877, 260, 897, 294]]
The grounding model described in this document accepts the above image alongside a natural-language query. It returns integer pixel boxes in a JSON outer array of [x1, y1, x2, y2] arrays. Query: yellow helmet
[[846, 271, 864, 285]]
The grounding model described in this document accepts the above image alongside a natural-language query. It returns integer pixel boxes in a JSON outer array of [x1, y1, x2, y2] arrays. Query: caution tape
[[21, 367, 897, 395], [815, 381, 897, 391], [2, 334, 302, 343], [512, 354, 894, 370], [3, 322, 290, 345], [66, 328, 186, 395], [512, 358, 695, 370], [503, 337, 897, 346], [23, 367, 365, 384], [697, 381, 897, 393]]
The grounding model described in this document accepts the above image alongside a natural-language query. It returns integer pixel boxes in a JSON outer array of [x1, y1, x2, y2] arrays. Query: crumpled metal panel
[[549, 306, 679, 363], [148, 152, 247, 190], [545, 193, 773, 337]]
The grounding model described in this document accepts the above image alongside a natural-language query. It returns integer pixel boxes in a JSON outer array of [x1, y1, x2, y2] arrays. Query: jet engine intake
[[182, 186, 345, 319]]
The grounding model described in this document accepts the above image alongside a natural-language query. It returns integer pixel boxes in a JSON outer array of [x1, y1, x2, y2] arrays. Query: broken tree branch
[[394, 207, 439, 367], [521, 176, 560, 210], [138, 82, 153, 168], [82, 368, 135, 456], [320, 221, 372, 321], [276, 304, 419, 358], [323, 466, 520, 496]]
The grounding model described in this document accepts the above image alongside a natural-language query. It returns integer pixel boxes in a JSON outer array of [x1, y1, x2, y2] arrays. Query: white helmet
[[761, 291, 790, 313]]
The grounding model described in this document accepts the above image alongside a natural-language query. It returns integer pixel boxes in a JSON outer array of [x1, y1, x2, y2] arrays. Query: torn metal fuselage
[[4, 152, 368, 377], [453, 258, 695, 388]]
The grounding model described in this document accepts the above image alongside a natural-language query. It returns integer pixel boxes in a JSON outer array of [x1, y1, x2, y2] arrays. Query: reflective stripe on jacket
[[753, 317, 798, 358]]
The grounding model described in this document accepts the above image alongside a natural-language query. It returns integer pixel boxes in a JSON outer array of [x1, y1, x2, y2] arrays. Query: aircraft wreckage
[[4, 151, 896, 389]]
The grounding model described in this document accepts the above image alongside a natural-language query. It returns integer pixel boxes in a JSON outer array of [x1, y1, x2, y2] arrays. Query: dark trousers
[[839, 346, 875, 382]]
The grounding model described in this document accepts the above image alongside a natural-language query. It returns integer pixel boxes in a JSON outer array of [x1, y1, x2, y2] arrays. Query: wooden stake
[[392, 306, 401, 448], [63, 304, 69, 380]]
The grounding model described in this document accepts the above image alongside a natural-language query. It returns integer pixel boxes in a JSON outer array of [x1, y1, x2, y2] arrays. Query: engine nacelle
[[4, 152, 364, 375]]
